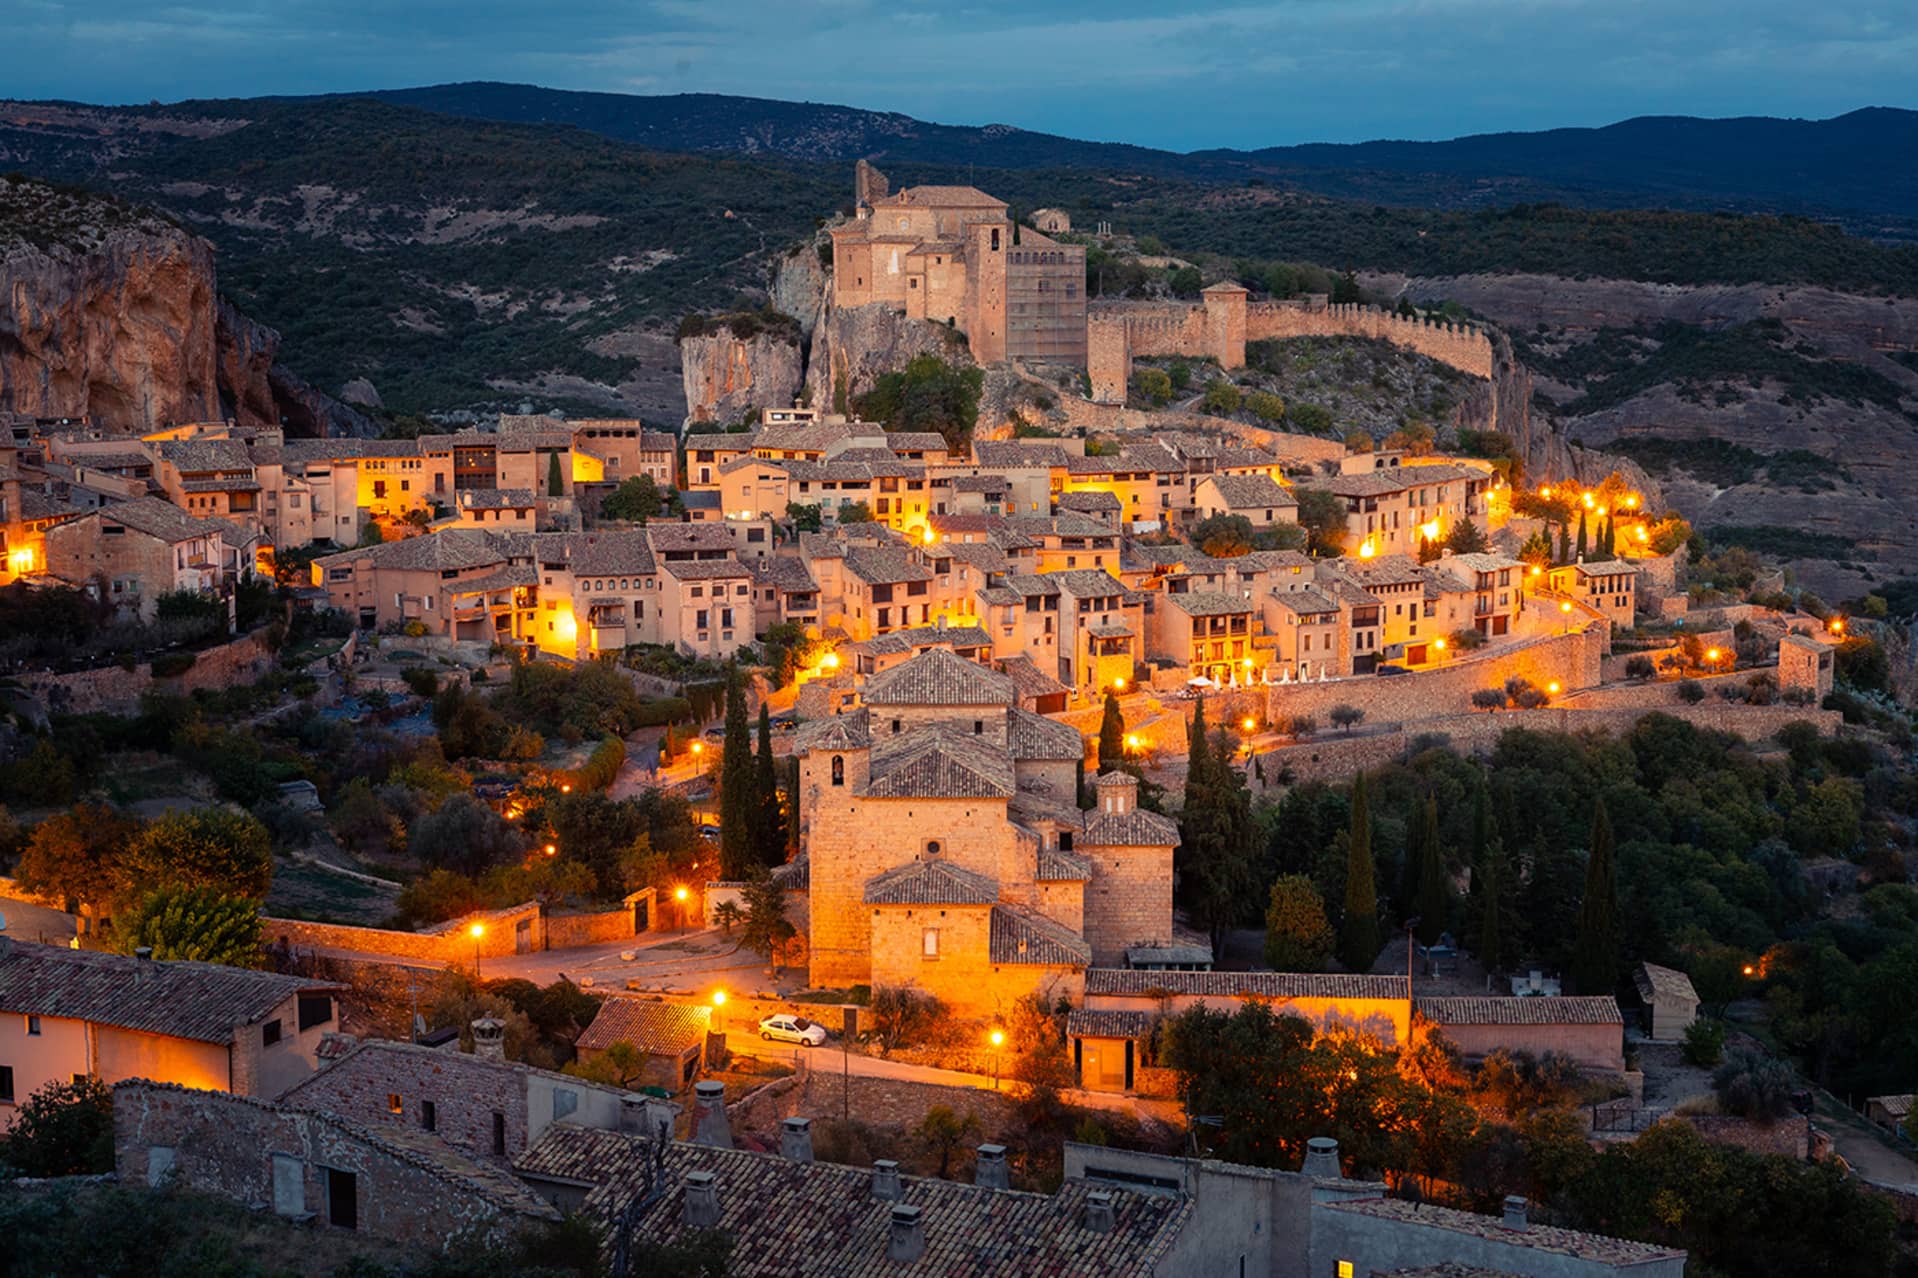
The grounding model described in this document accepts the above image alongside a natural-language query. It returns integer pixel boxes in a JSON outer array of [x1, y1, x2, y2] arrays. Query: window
[[0, 1066, 12, 1103], [388, 1093, 403, 1115], [925, 840, 942, 858], [262, 1019, 282, 1046], [327, 1168, 358, 1230], [27, 1015, 40, 1036], [973, 720, 984, 735], [421, 1100, 437, 1132], [298, 995, 333, 1031], [891, 719, 902, 735], [492, 1111, 507, 1156], [923, 927, 940, 957]]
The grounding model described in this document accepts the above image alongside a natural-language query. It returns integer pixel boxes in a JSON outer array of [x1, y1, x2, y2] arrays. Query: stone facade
[[113, 1081, 557, 1246]]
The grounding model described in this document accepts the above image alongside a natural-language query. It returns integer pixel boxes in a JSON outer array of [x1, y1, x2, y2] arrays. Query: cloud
[[1, 0, 1912, 148]]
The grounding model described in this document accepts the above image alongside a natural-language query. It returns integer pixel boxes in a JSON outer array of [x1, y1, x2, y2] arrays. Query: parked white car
[[758, 1014, 829, 1047]]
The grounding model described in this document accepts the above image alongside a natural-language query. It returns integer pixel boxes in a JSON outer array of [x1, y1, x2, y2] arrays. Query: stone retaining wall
[[21, 629, 276, 716], [728, 1067, 1018, 1143], [263, 902, 547, 963], [1263, 629, 1603, 726]]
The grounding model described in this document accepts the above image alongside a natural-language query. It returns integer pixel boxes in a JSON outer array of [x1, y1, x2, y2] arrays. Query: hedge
[[634, 697, 692, 728]]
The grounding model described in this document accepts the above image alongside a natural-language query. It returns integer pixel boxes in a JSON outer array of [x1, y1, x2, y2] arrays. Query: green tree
[[1192, 513, 1255, 557], [600, 474, 680, 523], [124, 808, 272, 902], [837, 501, 873, 524], [1263, 874, 1335, 970], [411, 794, 523, 878], [1414, 794, 1449, 946], [1097, 691, 1127, 772], [12, 803, 139, 915], [914, 1104, 982, 1179], [1444, 518, 1488, 554], [739, 867, 796, 975], [116, 886, 265, 966], [718, 667, 754, 878], [754, 703, 786, 868], [853, 354, 985, 452], [0, 1077, 114, 1176], [1179, 701, 1257, 950], [1132, 367, 1174, 406], [1575, 508, 1589, 559], [1338, 772, 1380, 972], [1201, 379, 1242, 415], [1292, 488, 1347, 555], [1569, 798, 1618, 996], [546, 450, 564, 497], [786, 501, 823, 532]]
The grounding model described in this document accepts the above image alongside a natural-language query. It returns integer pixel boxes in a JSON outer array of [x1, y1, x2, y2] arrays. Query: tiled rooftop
[[1415, 996, 1623, 1025], [864, 647, 1016, 707], [1321, 1196, 1684, 1266], [1633, 962, 1698, 1005], [576, 997, 712, 1055], [1205, 474, 1295, 509], [990, 902, 1092, 966], [1085, 969, 1407, 1000], [865, 728, 1016, 799], [863, 859, 999, 906]]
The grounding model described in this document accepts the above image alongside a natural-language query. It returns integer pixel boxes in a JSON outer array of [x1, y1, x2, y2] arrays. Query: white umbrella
[[1187, 676, 1215, 688]]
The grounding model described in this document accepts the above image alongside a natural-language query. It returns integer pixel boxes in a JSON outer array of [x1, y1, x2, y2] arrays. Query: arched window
[[990, 228, 1000, 251], [925, 840, 942, 859], [831, 756, 844, 787]]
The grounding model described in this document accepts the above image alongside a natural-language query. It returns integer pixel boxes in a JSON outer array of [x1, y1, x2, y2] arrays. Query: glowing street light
[[1242, 716, 1257, 732], [1741, 964, 1755, 977], [469, 922, 485, 979], [1114, 676, 1126, 692], [1124, 733, 1141, 753], [1547, 681, 1561, 695], [988, 1027, 1006, 1089], [675, 884, 691, 932], [560, 783, 572, 794], [821, 651, 841, 671], [544, 843, 557, 857], [1705, 647, 1721, 663], [1827, 617, 1845, 635], [690, 741, 704, 756], [922, 528, 937, 545], [1434, 638, 1446, 652], [1358, 539, 1377, 559]]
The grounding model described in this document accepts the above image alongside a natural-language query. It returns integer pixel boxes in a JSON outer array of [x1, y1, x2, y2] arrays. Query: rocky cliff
[[803, 302, 973, 413], [679, 325, 804, 425], [771, 239, 830, 338], [0, 177, 369, 436]]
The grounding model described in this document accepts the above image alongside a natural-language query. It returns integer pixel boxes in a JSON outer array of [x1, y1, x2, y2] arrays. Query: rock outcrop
[[679, 325, 804, 426], [0, 178, 369, 436], [771, 240, 830, 338], [803, 302, 973, 413]]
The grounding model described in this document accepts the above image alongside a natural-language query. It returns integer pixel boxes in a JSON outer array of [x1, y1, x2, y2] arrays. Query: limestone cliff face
[[802, 301, 973, 413], [771, 241, 830, 338], [215, 300, 376, 437], [0, 224, 225, 430], [679, 326, 803, 425]]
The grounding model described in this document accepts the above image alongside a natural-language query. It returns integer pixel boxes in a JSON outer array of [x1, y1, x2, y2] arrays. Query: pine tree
[[1338, 772, 1379, 972], [547, 450, 564, 498], [1414, 794, 1448, 946], [1098, 691, 1126, 774], [718, 667, 754, 879], [1570, 797, 1619, 995], [754, 704, 785, 867], [1575, 509, 1589, 559], [1178, 701, 1255, 952]]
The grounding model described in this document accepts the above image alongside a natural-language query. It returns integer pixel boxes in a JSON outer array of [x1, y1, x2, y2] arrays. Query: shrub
[[1676, 678, 1706, 704], [1624, 655, 1656, 679], [1329, 704, 1365, 733], [149, 651, 197, 678], [1245, 390, 1286, 423], [1132, 368, 1173, 406], [1471, 688, 1508, 712], [575, 735, 627, 791], [1263, 874, 1335, 970], [400, 667, 440, 697], [1682, 1017, 1727, 1067], [1201, 379, 1242, 415], [1712, 1046, 1797, 1119], [0, 1077, 114, 1176]]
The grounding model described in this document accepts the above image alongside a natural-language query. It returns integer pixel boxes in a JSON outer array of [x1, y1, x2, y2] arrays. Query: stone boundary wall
[[263, 901, 547, 963], [1263, 629, 1603, 726], [728, 1067, 1018, 1143], [1685, 1114, 1810, 1160], [20, 629, 276, 716], [543, 904, 647, 950]]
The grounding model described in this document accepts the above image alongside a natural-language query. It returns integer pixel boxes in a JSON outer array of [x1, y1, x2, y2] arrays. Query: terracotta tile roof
[[1082, 804, 1181, 848], [1415, 996, 1623, 1025], [1163, 590, 1254, 617], [646, 523, 739, 553], [576, 997, 712, 1055], [20, 491, 85, 522], [563, 533, 658, 576], [881, 432, 949, 453], [1214, 447, 1282, 470], [1322, 1197, 1684, 1266], [1057, 490, 1122, 514], [1066, 1009, 1154, 1040], [1349, 554, 1428, 588], [773, 857, 810, 892], [1318, 463, 1481, 498], [1052, 568, 1130, 598], [317, 528, 506, 573], [684, 432, 753, 453], [865, 728, 1015, 799], [853, 624, 992, 656], [0, 941, 340, 1045], [537, 1128, 1189, 1276], [1037, 848, 1093, 881], [750, 556, 819, 592], [753, 421, 853, 453], [157, 439, 253, 471], [181, 476, 261, 493], [1006, 514, 1117, 540], [93, 496, 229, 544], [460, 487, 537, 508], [929, 514, 1006, 534], [844, 546, 933, 586], [1445, 552, 1524, 575], [1085, 969, 1408, 1001], [996, 655, 1069, 699], [882, 183, 1008, 208], [1633, 963, 1699, 1005], [1008, 706, 1084, 761], [990, 903, 1091, 966], [864, 647, 1016, 706], [952, 474, 1009, 493], [794, 708, 871, 753], [976, 585, 1020, 607], [1204, 474, 1295, 509], [973, 441, 1071, 469], [1271, 588, 1340, 617], [1870, 1093, 1912, 1118], [864, 859, 999, 905], [663, 558, 752, 580]]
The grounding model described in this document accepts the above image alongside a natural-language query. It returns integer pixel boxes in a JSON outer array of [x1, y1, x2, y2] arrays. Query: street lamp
[[712, 988, 727, 1034], [1560, 599, 1573, 634], [1241, 716, 1257, 732], [545, 843, 557, 857], [469, 922, 485, 980], [988, 1027, 1005, 1090], [1113, 676, 1126, 692], [1124, 733, 1141, 754], [675, 885, 691, 932]]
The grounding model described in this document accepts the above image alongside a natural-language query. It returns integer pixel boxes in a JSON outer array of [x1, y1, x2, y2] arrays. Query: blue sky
[[6, 0, 1914, 149]]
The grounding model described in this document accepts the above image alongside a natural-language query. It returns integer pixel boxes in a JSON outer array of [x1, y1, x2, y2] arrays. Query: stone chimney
[[692, 1080, 732, 1149], [974, 1143, 1009, 1190], [887, 1203, 926, 1263], [1301, 1137, 1342, 1179], [1503, 1196, 1529, 1231], [871, 1159, 903, 1201], [1096, 771, 1138, 816], [684, 1170, 720, 1228], [471, 1014, 506, 1061], [780, 1116, 815, 1164], [1082, 1190, 1116, 1234], [134, 946, 154, 962]]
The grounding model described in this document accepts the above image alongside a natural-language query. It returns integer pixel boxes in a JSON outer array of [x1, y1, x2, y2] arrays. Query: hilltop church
[[790, 647, 1186, 1018], [829, 161, 1088, 367]]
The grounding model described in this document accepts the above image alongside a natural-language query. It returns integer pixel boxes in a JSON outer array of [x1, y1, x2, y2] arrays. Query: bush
[[1712, 1046, 1797, 1119], [1245, 390, 1286, 423], [400, 667, 440, 697], [1132, 368, 1173, 406], [1329, 704, 1365, 733], [1624, 655, 1656, 679], [1676, 679, 1706, 704], [1472, 688, 1508, 712], [0, 1077, 114, 1176], [1682, 1017, 1727, 1067], [1201, 379, 1242, 415], [149, 651, 197, 678], [634, 696, 692, 727], [1264, 874, 1335, 970], [575, 735, 627, 791]]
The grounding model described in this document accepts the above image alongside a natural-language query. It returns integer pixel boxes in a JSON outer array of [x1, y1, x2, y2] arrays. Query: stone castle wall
[[1245, 301, 1494, 378]]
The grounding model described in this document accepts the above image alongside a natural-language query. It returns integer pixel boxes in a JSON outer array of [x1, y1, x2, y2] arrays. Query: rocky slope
[[802, 302, 973, 414], [680, 325, 804, 425], [1366, 271, 1918, 594]]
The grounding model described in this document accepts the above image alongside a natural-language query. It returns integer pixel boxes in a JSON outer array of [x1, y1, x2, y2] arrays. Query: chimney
[[872, 1159, 903, 1201], [692, 1080, 732, 1149], [134, 946, 154, 962], [1082, 1190, 1116, 1234], [974, 1144, 1008, 1190], [887, 1203, 926, 1263], [684, 1170, 720, 1228], [470, 1014, 506, 1062], [780, 1116, 815, 1164], [1098, 771, 1138, 816], [1503, 1196, 1529, 1231], [1301, 1137, 1342, 1179]]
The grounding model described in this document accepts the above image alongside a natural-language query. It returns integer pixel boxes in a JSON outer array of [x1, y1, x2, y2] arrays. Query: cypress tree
[[754, 704, 785, 867], [1414, 794, 1447, 946], [547, 450, 564, 498], [1570, 797, 1619, 995], [1338, 772, 1379, 972], [1575, 508, 1589, 559], [1557, 521, 1570, 564], [1098, 691, 1127, 774], [784, 755, 802, 856], [718, 667, 754, 879], [1478, 839, 1505, 976], [1397, 790, 1427, 920]]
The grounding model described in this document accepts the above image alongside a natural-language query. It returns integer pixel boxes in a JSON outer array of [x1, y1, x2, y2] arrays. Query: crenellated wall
[[1087, 293, 1494, 404]]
